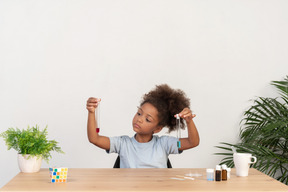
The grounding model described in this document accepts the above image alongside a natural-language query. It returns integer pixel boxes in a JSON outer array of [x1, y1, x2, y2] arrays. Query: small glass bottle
[[206, 169, 214, 181], [227, 168, 231, 179], [215, 165, 222, 181], [221, 164, 227, 181]]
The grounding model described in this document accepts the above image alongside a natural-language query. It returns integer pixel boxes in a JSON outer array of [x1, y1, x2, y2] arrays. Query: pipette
[[231, 146, 238, 154], [176, 114, 181, 148], [96, 99, 100, 133]]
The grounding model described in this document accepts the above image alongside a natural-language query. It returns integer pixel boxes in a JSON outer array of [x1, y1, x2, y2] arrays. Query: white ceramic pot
[[18, 154, 42, 173]]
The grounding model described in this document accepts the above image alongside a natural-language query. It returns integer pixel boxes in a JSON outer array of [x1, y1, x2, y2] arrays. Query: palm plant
[[215, 76, 288, 185]]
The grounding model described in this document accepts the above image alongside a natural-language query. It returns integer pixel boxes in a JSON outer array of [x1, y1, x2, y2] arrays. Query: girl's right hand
[[86, 97, 101, 113]]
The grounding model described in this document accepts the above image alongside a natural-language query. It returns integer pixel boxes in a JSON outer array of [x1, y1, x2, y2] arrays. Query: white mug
[[233, 153, 257, 177]]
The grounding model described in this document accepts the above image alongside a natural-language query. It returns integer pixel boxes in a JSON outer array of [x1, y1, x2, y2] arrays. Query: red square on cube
[[96, 128, 100, 133]]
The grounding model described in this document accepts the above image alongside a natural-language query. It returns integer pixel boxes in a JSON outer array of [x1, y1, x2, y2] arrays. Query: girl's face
[[132, 102, 162, 135]]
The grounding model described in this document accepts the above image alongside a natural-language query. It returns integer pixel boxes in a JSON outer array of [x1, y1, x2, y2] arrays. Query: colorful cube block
[[49, 167, 68, 183]]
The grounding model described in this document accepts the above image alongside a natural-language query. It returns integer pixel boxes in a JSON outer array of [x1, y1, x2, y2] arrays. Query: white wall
[[1, 0, 288, 188]]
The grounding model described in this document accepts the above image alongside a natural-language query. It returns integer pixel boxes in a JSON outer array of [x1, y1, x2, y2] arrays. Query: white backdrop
[[1, 0, 288, 188]]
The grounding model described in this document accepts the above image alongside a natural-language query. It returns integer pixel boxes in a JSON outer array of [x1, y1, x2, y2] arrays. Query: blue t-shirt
[[107, 135, 181, 168]]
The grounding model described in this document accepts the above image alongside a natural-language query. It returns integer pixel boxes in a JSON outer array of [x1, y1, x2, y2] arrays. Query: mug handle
[[249, 156, 257, 164]]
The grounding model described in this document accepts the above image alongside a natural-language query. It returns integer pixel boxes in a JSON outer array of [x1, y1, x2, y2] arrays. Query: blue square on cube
[[52, 179, 55, 183], [53, 172, 56, 176]]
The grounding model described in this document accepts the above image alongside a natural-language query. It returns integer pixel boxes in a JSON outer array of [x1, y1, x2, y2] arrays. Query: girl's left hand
[[175, 108, 196, 124]]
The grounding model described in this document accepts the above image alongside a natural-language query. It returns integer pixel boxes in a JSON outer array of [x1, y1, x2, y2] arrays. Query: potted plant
[[0, 125, 64, 173], [215, 76, 288, 185]]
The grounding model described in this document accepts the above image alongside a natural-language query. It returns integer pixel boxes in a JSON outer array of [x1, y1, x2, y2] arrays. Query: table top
[[1, 168, 287, 192]]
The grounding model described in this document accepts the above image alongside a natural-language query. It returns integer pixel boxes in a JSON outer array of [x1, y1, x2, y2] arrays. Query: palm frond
[[271, 76, 288, 99]]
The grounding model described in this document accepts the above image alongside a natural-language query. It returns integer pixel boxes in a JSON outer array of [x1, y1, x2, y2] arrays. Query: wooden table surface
[[1, 168, 287, 192]]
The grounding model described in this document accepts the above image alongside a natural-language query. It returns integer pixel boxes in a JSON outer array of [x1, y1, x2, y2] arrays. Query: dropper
[[231, 146, 237, 154], [96, 99, 101, 133], [176, 114, 181, 148]]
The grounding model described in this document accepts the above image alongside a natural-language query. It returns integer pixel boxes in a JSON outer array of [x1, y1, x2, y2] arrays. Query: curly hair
[[140, 84, 190, 132]]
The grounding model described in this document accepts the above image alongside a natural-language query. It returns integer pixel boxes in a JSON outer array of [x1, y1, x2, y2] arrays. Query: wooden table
[[1, 168, 287, 192]]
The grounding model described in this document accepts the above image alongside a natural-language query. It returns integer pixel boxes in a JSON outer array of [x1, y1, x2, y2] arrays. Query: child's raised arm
[[86, 97, 110, 150], [177, 108, 200, 151]]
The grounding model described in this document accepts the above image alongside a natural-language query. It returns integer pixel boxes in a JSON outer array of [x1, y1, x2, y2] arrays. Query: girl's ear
[[153, 125, 163, 134]]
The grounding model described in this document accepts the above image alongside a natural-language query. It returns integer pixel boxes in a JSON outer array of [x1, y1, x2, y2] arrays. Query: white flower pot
[[18, 154, 42, 173]]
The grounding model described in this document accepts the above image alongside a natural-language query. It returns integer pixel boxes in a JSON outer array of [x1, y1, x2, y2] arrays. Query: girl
[[86, 84, 200, 168]]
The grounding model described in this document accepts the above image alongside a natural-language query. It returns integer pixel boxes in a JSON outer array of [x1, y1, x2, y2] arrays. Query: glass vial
[[206, 169, 214, 181], [221, 164, 227, 181], [215, 165, 222, 181], [227, 168, 231, 179]]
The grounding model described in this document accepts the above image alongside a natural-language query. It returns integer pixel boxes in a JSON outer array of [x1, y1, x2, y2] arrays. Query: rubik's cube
[[49, 167, 68, 183]]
